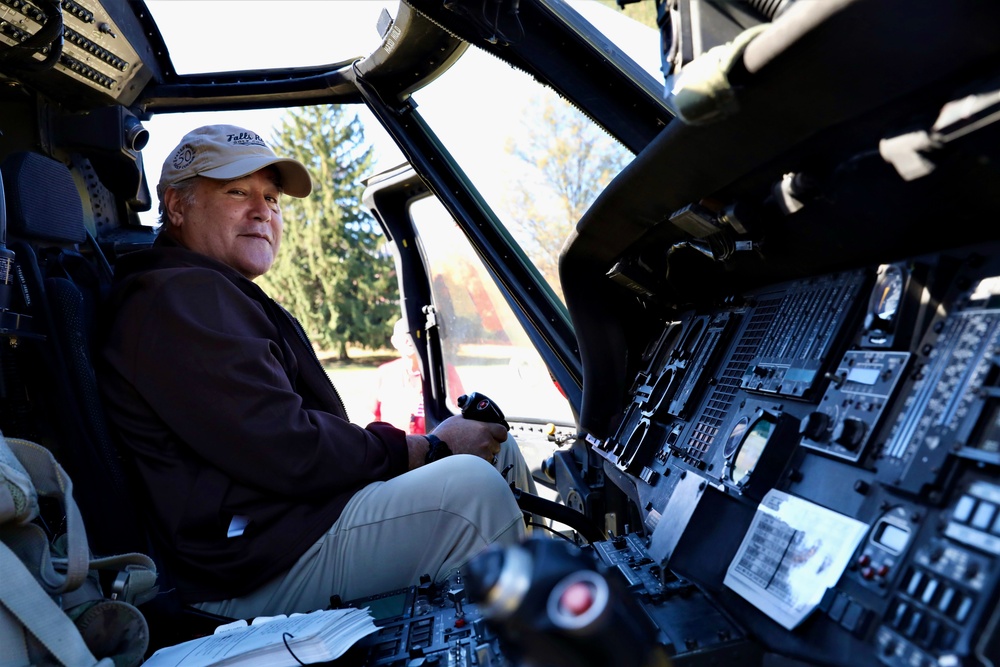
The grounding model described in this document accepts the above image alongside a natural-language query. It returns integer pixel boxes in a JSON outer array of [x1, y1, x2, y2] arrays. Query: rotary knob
[[832, 417, 867, 450], [799, 411, 832, 441]]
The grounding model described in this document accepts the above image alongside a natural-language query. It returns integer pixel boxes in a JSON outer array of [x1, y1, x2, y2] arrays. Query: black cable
[[282, 633, 307, 666], [508, 4, 525, 43], [526, 520, 579, 544], [0, 0, 63, 72]]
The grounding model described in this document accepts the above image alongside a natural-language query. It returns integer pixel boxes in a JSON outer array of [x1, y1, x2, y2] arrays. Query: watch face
[[425, 436, 453, 463]]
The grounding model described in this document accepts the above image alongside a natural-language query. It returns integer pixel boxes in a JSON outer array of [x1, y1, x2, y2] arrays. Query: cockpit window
[[412, 47, 635, 305], [548, 0, 665, 95], [145, 0, 393, 74], [146, 0, 663, 94]]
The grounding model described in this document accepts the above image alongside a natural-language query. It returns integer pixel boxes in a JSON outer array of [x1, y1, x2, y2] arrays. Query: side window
[[409, 196, 574, 425], [412, 47, 634, 308]]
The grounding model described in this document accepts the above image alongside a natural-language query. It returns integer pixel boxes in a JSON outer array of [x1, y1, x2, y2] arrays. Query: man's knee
[[436, 454, 516, 501], [432, 455, 523, 540]]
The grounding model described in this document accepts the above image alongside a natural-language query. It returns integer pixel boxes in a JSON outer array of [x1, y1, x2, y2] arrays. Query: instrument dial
[[868, 264, 905, 330]]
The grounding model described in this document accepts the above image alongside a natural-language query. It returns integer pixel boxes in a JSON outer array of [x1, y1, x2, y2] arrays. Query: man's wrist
[[424, 433, 452, 464]]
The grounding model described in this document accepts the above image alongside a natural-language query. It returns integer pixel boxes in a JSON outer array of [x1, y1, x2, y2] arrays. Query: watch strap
[[424, 433, 452, 464]]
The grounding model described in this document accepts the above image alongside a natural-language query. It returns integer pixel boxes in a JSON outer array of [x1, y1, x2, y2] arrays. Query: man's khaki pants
[[195, 439, 529, 618]]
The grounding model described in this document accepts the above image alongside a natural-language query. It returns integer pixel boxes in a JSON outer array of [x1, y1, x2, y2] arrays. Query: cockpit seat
[[2, 150, 140, 557], [0, 151, 228, 651]]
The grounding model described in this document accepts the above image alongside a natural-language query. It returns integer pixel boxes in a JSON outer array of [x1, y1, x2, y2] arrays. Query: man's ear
[[162, 187, 185, 227]]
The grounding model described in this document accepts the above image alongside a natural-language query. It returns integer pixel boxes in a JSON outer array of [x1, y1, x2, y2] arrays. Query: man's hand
[[434, 415, 507, 461], [405, 415, 507, 469]]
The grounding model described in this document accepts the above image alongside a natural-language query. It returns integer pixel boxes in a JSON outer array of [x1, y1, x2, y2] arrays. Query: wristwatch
[[424, 433, 453, 464]]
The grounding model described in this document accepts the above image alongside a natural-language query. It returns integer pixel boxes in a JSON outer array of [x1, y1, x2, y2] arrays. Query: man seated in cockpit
[[98, 124, 536, 619]]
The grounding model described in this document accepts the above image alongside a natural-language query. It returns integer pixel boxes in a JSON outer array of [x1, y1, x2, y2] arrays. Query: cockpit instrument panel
[[590, 243, 1000, 667]]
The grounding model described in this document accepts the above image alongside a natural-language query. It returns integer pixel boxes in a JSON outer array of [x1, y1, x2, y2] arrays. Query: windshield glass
[[145, 0, 394, 74], [411, 48, 638, 304], [145, 0, 663, 84], [555, 0, 664, 93], [409, 196, 576, 424]]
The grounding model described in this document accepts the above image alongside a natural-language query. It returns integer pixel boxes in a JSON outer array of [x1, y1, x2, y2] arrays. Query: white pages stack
[[142, 607, 378, 666]]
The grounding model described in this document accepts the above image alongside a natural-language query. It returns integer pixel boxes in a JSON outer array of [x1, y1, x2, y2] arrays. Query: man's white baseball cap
[[157, 124, 312, 199]]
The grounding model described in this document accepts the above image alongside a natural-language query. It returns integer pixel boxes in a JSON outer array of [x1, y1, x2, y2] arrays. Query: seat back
[[1, 150, 143, 557], [0, 151, 230, 650]]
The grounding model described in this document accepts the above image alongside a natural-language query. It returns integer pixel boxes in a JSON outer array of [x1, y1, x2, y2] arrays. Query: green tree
[[504, 94, 631, 301], [258, 104, 399, 359]]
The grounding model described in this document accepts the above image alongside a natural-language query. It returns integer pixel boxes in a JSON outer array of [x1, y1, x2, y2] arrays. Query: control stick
[[459, 391, 605, 542], [458, 392, 510, 430]]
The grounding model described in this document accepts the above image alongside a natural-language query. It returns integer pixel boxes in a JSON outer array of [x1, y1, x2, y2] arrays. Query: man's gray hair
[[157, 178, 199, 229]]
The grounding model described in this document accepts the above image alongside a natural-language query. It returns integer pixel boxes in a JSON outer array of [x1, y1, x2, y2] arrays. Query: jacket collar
[[114, 233, 250, 285]]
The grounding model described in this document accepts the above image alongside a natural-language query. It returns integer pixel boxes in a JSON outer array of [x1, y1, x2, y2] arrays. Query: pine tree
[[258, 104, 399, 359]]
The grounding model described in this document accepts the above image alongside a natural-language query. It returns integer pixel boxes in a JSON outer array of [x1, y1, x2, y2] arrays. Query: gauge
[[731, 418, 774, 484], [868, 264, 904, 328], [724, 416, 750, 460]]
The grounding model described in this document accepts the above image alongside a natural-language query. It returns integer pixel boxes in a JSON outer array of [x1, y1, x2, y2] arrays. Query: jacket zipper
[[270, 298, 350, 421]]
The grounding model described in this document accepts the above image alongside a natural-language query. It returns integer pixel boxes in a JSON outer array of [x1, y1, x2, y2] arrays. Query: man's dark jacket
[[98, 235, 409, 602]]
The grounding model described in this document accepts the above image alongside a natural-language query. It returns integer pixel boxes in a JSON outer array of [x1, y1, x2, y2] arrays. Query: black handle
[[457, 392, 510, 430]]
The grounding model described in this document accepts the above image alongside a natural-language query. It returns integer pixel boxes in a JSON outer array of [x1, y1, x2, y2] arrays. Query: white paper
[[724, 490, 868, 629], [143, 607, 377, 667]]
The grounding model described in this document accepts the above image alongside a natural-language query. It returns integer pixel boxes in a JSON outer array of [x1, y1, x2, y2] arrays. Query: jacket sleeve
[[120, 268, 410, 498]]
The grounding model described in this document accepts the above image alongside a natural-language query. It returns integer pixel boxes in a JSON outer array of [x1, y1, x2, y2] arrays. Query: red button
[[560, 581, 595, 616]]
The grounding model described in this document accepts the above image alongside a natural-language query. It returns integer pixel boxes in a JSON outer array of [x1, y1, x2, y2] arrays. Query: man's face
[[164, 168, 283, 280]]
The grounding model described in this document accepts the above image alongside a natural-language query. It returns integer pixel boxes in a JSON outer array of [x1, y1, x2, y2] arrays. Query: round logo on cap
[[172, 145, 196, 170]]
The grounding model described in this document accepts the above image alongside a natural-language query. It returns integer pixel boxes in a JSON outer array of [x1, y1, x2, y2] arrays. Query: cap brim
[[199, 156, 313, 198]]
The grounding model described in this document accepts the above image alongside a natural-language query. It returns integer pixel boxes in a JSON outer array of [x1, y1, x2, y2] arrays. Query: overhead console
[[0, 0, 153, 106]]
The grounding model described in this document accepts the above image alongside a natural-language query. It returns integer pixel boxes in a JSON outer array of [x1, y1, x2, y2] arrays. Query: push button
[[920, 578, 939, 605], [889, 600, 908, 629], [937, 586, 955, 614], [828, 593, 849, 622], [840, 602, 868, 634], [971, 502, 996, 530], [955, 595, 973, 623], [953, 495, 976, 523], [559, 580, 596, 617]]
